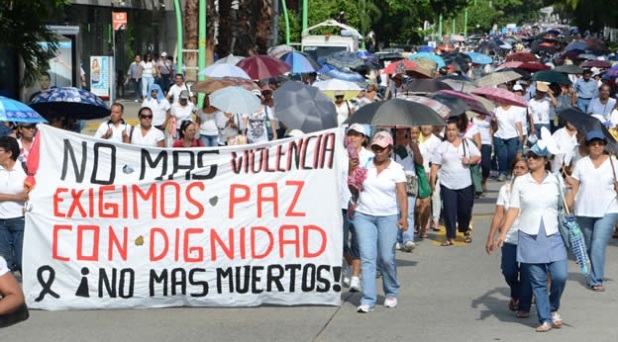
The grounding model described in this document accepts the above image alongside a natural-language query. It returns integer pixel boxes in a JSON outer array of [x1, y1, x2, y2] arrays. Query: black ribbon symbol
[[35, 265, 60, 302]]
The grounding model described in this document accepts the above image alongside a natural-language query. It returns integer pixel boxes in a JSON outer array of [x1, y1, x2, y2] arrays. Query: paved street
[[5, 175, 618, 342]]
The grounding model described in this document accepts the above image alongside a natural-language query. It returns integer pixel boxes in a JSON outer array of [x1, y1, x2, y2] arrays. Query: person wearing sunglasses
[[350, 131, 408, 313], [16, 123, 37, 163], [496, 143, 568, 332], [565, 131, 618, 292], [130, 107, 165, 147]]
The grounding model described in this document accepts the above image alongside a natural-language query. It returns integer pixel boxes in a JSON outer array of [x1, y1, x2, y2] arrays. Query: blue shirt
[[574, 77, 598, 99]]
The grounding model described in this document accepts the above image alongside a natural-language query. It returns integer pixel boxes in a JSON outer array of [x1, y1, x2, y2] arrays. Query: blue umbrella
[[408, 52, 445, 68], [0, 123, 12, 137], [356, 50, 374, 59], [324, 67, 365, 83], [565, 41, 588, 52], [318, 64, 335, 74], [562, 214, 590, 277], [325, 52, 367, 70], [464, 52, 493, 65], [29, 87, 110, 120], [279, 51, 319, 73], [0, 96, 47, 123], [418, 46, 434, 53]]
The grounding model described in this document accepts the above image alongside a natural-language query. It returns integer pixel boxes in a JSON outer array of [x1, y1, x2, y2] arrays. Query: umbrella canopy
[[345, 99, 446, 127], [383, 60, 417, 75], [273, 81, 337, 133], [472, 87, 529, 107], [470, 94, 496, 112], [313, 79, 362, 91], [434, 90, 492, 116], [29, 87, 110, 120], [405, 66, 434, 79], [403, 79, 453, 94], [495, 67, 531, 78], [0, 96, 47, 123], [411, 57, 438, 71], [464, 52, 493, 65], [325, 52, 367, 70], [608, 64, 618, 77], [580, 60, 612, 68], [438, 74, 477, 84], [441, 52, 472, 72], [440, 79, 478, 93], [374, 51, 404, 61], [396, 94, 452, 119], [506, 52, 536, 62], [213, 54, 245, 65], [408, 53, 446, 68], [279, 51, 319, 73], [531, 70, 572, 85], [236, 55, 291, 80], [496, 61, 523, 70], [324, 67, 365, 83], [557, 108, 618, 154], [577, 53, 598, 60], [209, 86, 261, 114], [476, 41, 505, 56], [192, 77, 260, 94], [518, 62, 551, 72], [426, 93, 470, 116], [553, 64, 584, 74], [267, 44, 294, 58], [477, 70, 523, 87], [565, 41, 588, 52], [198, 64, 251, 79]]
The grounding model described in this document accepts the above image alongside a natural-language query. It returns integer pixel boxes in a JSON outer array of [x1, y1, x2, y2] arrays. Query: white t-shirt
[[340, 148, 374, 209], [551, 128, 578, 172], [246, 111, 269, 143], [0, 257, 8, 277], [140, 61, 155, 78], [572, 156, 618, 217], [335, 101, 353, 127], [431, 139, 480, 190], [587, 98, 616, 118], [130, 126, 165, 147], [419, 133, 441, 171], [0, 164, 26, 218], [497, 183, 520, 245], [94, 120, 132, 143], [197, 109, 220, 136], [473, 116, 492, 145], [171, 102, 196, 127], [528, 96, 554, 125], [356, 160, 407, 216], [142, 99, 170, 127], [168, 84, 191, 104], [493, 106, 522, 139], [215, 112, 247, 144], [513, 106, 529, 133]]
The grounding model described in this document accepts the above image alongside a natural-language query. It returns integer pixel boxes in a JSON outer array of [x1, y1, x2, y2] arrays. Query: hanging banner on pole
[[23, 125, 344, 310], [112, 12, 127, 31], [90, 56, 111, 99]]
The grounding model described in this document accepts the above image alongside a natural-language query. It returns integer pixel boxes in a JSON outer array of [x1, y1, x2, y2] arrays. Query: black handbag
[[0, 303, 29, 328]]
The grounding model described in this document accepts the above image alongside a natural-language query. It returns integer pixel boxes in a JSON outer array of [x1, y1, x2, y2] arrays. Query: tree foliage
[[0, 0, 68, 87], [551, 0, 618, 33]]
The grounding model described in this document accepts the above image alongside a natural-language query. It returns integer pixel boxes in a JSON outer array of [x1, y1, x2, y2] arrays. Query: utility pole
[[198, 0, 206, 107], [281, 0, 291, 44], [173, 0, 183, 72], [302, 0, 308, 32], [439, 15, 443, 42]]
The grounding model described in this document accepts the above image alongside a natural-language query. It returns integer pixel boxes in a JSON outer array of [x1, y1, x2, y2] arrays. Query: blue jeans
[[493, 137, 518, 175], [354, 212, 400, 307], [0, 216, 25, 272], [522, 260, 568, 324], [501, 243, 532, 312], [577, 214, 618, 286], [577, 98, 591, 113], [397, 196, 416, 244], [342, 209, 360, 259], [480, 144, 492, 178], [440, 185, 474, 240], [132, 78, 142, 100], [200, 134, 219, 147], [141, 76, 155, 98]]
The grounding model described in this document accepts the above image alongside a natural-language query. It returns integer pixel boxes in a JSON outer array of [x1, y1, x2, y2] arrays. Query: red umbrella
[[236, 55, 291, 80], [581, 60, 612, 68], [506, 52, 536, 62], [471, 87, 529, 107], [383, 60, 417, 75], [495, 61, 523, 70], [518, 62, 551, 72], [436, 90, 492, 116]]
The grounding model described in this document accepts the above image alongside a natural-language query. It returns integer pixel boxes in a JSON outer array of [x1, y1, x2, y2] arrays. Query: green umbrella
[[553, 64, 583, 75], [531, 70, 572, 85]]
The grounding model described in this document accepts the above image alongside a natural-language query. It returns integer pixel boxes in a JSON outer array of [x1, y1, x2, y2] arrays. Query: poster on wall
[[90, 56, 111, 99], [24, 37, 75, 102], [22, 125, 344, 310]]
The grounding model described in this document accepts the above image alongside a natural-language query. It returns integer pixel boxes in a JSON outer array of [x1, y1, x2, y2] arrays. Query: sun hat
[[371, 131, 393, 148], [529, 142, 549, 157], [536, 81, 550, 93], [513, 84, 524, 92], [346, 123, 369, 136]]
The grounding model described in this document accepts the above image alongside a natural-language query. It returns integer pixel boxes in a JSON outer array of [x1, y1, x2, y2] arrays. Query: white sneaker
[[357, 304, 374, 313], [384, 297, 398, 308], [350, 276, 361, 292], [497, 174, 506, 182], [404, 241, 416, 252], [342, 264, 352, 287], [395, 242, 402, 250]]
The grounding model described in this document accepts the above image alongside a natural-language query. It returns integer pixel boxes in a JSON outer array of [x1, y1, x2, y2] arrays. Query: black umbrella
[[441, 52, 471, 72], [345, 99, 446, 127], [531, 70, 572, 85], [403, 79, 453, 94], [496, 67, 531, 78], [553, 64, 584, 75], [426, 93, 470, 116], [273, 81, 337, 133], [438, 74, 477, 84], [557, 108, 618, 154]]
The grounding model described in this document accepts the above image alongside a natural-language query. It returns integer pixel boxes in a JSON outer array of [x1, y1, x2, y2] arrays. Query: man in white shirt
[[587, 84, 616, 120], [528, 81, 557, 137], [94, 103, 131, 143], [167, 74, 192, 105]]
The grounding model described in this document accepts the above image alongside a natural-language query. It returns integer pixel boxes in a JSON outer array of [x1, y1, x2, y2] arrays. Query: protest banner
[[23, 125, 343, 310]]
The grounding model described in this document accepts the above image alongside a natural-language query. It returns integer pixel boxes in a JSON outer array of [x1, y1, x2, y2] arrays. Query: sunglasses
[[526, 152, 543, 160], [371, 145, 386, 153], [20, 125, 36, 130], [140, 115, 153, 119]]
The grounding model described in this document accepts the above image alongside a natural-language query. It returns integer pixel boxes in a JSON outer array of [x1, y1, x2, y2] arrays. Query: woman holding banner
[[350, 131, 408, 313]]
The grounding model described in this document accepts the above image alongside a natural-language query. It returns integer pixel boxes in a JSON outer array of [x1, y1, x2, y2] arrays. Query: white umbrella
[[209, 86, 261, 114], [198, 64, 251, 79], [213, 54, 245, 65], [313, 79, 363, 91]]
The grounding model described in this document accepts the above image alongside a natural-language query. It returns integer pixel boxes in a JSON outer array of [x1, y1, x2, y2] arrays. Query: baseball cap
[[346, 123, 369, 136], [371, 131, 393, 148], [586, 130, 606, 143], [334, 90, 345, 96], [513, 84, 524, 92], [161, 51, 168, 57], [536, 81, 549, 93], [179, 90, 189, 100]]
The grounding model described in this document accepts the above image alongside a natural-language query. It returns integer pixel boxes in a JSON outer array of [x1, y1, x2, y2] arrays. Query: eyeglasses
[[526, 152, 543, 160], [140, 115, 153, 119]]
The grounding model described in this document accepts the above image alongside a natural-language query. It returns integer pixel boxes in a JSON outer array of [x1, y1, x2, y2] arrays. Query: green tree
[[0, 0, 68, 87]]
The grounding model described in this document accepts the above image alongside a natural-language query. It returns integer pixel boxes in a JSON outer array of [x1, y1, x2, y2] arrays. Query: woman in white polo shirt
[[130, 107, 165, 147], [0, 256, 25, 314], [430, 118, 481, 246], [351, 131, 408, 313], [566, 131, 618, 292], [497, 143, 568, 332], [492, 102, 524, 182]]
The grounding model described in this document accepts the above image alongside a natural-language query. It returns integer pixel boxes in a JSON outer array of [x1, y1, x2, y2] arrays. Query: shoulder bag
[[462, 139, 483, 195]]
